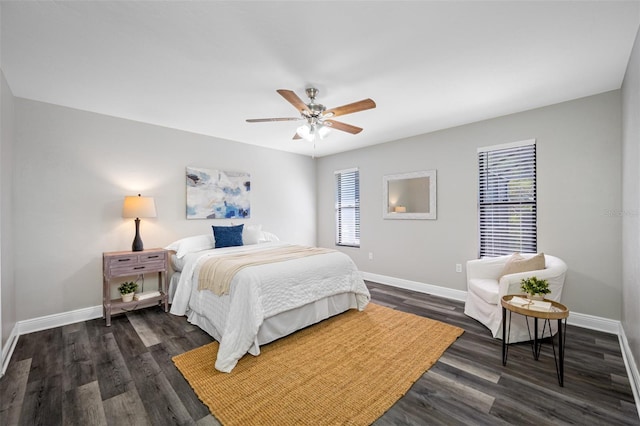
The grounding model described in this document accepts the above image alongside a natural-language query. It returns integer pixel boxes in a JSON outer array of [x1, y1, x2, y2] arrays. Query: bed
[[166, 229, 370, 373]]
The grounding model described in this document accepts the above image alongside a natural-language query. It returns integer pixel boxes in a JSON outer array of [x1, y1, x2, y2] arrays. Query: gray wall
[[11, 98, 316, 321], [317, 90, 623, 320], [2, 63, 636, 374], [622, 27, 640, 376], [1, 70, 16, 351]]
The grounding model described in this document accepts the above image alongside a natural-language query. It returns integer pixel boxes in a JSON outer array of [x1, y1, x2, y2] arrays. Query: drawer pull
[[133, 266, 146, 270], [148, 255, 160, 259], [118, 258, 132, 262]]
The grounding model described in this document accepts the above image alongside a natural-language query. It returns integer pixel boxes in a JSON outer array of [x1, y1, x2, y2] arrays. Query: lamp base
[[132, 218, 143, 252]]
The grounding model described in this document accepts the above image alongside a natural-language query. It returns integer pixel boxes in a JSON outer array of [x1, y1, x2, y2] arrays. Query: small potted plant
[[520, 276, 550, 300], [118, 281, 138, 302]]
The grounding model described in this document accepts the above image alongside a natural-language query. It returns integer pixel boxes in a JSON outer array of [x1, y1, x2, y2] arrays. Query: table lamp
[[122, 194, 157, 251]]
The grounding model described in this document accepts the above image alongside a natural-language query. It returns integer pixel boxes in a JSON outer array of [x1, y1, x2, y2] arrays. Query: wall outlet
[[368, 252, 374, 260], [455, 263, 462, 273]]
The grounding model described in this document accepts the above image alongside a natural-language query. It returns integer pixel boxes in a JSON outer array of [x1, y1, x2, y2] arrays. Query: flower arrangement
[[520, 276, 550, 298]]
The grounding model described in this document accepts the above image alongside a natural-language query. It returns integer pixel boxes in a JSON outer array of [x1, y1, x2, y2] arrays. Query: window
[[478, 140, 536, 257], [335, 168, 360, 247]]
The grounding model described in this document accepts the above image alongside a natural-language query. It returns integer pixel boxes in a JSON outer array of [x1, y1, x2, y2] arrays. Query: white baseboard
[[566, 311, 621, 335], [362, 272, 467, 302], [1, 305, 102, 377], [1, 323, 19, 377], [362, 271, 620, 334], [17, 305, 103, 335], [619, 325, 640, 419]]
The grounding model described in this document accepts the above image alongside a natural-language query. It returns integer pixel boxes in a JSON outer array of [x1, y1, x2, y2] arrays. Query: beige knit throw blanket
[[198, 245, 336, 296]]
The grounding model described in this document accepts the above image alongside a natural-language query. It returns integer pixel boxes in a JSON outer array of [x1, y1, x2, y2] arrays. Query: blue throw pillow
[[213, 224, 244, 248]]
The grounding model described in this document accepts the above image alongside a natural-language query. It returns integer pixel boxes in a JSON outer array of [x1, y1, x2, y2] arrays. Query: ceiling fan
[[246, 88, 376, 141]]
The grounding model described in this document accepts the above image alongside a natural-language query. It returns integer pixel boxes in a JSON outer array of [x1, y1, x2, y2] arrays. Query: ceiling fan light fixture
[[317, 124, 331, 139], [248, 87, 376, 142], [296, 123, 314, 141], [297, 122, 331, 142]]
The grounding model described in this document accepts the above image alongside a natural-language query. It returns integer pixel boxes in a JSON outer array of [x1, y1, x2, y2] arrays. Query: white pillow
[[259, 231, 280, 243], [164, 234, 214, 258], [243, 224, 263, 245]]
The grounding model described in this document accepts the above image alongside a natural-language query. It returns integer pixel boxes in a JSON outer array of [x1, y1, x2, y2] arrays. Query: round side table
[[501, 294, 570, 386]]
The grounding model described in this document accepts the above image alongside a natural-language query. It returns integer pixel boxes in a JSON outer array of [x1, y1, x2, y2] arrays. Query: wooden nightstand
[[102, 248, 169, 326]]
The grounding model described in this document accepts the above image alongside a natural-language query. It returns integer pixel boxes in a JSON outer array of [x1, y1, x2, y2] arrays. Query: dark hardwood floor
[[1, 282, 638, 425]]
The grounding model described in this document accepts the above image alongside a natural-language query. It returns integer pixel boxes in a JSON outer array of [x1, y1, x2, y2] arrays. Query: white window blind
[[335, 168, 360, 247], [478, 140, 536, 257]]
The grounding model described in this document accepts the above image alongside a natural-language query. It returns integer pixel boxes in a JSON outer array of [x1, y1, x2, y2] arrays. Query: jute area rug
[[172, 303, 464, 425]]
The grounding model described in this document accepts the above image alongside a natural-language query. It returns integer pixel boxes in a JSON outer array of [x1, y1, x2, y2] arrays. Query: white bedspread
[[170, 242, 370, 372]]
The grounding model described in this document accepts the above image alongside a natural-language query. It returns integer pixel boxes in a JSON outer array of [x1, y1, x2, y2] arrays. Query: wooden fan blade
[[324, 98, 376, 118], [325, 120, 363, 134], [246, 117, 301, 123], [277, 89, 309, 114]]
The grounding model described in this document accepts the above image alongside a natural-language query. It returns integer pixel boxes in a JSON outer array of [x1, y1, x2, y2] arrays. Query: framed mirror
[[383, 170, 437, 220]]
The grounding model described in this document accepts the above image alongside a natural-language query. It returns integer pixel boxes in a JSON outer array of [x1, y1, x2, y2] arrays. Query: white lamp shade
[[296, 123, 313, 141], [317, 124, 330, 139], [122, 194, 157, 218], [296, 122, 331, 142]]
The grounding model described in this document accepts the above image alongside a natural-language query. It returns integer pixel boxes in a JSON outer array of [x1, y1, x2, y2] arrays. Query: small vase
[[528, 293, 545, 301], [122, 292, 134, 302]]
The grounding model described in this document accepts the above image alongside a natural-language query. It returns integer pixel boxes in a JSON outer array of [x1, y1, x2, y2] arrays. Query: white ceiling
[[2, 1, 639, 157]]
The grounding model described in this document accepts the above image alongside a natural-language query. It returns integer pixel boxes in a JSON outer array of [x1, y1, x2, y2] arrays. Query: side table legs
[[501, 296, 569, 387], [552, 318, 566, 387], [503, 314, 566, 387], [502, 306, 508, 365]]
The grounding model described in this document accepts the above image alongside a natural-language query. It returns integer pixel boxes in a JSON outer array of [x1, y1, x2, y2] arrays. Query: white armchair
[[464, 253, 567, 342]]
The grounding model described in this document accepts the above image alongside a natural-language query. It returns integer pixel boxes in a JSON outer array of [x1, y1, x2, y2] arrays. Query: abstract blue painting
[[186, 166, 251, 219]]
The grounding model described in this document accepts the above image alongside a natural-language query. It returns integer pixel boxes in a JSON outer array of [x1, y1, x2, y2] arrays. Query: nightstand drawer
[[104, 250, 168, 277], [109, 260, 166, 276], [108, 252, 164, 265]]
